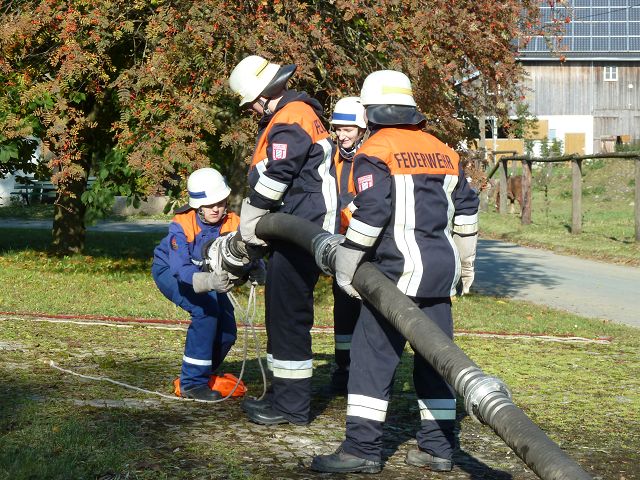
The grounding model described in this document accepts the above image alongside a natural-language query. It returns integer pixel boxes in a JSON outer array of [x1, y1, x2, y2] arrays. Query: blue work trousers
[[152, 265, 237, 390]]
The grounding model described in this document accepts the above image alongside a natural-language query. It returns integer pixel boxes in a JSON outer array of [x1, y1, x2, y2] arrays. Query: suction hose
[[254, 212, 592, 480]]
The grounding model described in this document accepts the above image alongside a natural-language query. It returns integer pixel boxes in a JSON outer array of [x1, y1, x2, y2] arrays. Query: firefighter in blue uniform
[[228, 55, 338, 425], [328, 97, 367, 393], [152, 168, 240, 401], [311, 70, 479, 473]]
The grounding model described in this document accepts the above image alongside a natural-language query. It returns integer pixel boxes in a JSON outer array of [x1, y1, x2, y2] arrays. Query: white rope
[[48, 283, 267, 404]]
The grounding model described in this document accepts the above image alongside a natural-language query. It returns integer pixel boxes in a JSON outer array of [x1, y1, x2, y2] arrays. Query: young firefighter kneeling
[[152, 168, 249, 401]]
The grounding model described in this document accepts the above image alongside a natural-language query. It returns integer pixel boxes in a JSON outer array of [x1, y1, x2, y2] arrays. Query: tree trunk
[[51, 169, 89, 255]]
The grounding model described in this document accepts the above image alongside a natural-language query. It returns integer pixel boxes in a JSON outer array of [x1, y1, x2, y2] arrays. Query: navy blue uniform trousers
[[265, 241, 320, 424], [342, 297, 456, 461]]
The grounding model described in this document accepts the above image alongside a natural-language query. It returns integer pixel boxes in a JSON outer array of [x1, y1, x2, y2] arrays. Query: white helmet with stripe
[[360, 70, 416, 107], [187, 168, 231, 208], [330, 97, 366, 129]]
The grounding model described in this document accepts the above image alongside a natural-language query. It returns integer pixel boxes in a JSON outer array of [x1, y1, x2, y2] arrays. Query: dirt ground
[[81, 386, 623, 480], [2, 315, 637, 480]]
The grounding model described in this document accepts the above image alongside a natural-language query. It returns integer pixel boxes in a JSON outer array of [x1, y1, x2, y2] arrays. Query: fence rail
[[485, 152, 640, 242]]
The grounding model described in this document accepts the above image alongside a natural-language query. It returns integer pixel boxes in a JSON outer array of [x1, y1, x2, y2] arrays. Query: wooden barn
[[518, 0, 640, 154]]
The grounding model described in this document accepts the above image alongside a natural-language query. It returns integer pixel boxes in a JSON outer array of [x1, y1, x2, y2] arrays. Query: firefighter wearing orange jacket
[[228, 55, 338, 425], [312, 71, 479, 474], [152, 168, 239, 401], [328, 97, 367, 393]]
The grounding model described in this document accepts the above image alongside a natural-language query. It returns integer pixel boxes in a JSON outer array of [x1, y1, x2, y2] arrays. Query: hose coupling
[[455, 367, 512, 424], [311, 233, 344, 275]]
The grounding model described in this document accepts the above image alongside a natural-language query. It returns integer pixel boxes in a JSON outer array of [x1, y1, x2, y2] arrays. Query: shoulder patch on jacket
[[171, 210, 201, 243], [357, 174, 374, 192], [272, 143, 288, 160]]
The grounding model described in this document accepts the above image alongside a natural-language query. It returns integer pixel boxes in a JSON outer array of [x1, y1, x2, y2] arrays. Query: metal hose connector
[[455, 366, 512, 424], [311, 233, 343, 275]]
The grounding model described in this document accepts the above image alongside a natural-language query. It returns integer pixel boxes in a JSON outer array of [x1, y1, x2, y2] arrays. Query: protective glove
[[194, 235, 242, 293], [453, 233, 478, 295], [247, 259, 266, 285], [239, 198, 269, 248], [335, 244, 365, 299], [192, 271, 235, 294]]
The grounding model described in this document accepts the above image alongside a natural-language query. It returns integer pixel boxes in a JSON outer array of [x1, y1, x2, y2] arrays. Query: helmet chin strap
[[339, 136, 365, 160], [257, 97, 273, 115]]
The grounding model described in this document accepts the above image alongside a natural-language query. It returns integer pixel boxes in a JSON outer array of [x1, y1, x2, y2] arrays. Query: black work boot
[[241, 396, 272, 414], [405, 448, 453, 472], [241, 383, 274, 413], [310, 448, 382, 474], [245, 405, 292, 426], [181, 384, 222, 401]]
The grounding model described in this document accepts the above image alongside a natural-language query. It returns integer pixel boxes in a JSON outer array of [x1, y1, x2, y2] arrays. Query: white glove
[[192, 271, 235, 293], [453, 234, 478, 295], [335, 244, 365, 299], [239, 198, 269, 247]]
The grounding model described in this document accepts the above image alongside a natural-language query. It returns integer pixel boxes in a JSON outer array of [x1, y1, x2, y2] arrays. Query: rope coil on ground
[[48, 283, 267, 404]]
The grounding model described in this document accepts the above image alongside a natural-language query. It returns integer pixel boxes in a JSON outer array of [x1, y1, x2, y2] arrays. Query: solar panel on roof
[[520, 0, 640, 54]]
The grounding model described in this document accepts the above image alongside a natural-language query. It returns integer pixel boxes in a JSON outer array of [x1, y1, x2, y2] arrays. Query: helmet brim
[[261, 64, 297, 98], [365, 105, 425, 126]]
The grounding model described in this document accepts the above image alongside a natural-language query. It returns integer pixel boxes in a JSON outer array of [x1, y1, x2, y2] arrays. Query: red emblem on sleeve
[[357, 174, 374, 191], [170, 236, 179, 250], [272, 143, 288, 160]]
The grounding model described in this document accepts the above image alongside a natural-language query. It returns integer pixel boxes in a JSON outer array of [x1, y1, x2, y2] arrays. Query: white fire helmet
[[187, 168, 231, 209], [330, 97, 366, 129], [229, 55, 295, 106], [359, 70, 416, 107]]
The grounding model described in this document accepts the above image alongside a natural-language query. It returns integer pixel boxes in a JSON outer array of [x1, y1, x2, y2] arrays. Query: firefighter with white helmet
[[151, 167, 242, 401], [311, 71, 479, 473], [228, 55, 338, 425], [327, 96, 367, 393]]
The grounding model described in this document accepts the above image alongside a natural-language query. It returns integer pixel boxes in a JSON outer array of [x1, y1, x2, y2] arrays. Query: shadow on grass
[[0, 227, 164, 274], [474, 238, 561, 297]]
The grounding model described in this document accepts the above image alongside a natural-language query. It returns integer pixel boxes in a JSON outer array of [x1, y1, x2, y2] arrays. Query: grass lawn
[[0, 224, 638, 478]]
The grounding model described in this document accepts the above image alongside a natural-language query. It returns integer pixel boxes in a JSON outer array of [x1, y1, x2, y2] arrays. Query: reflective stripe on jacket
[[248, 90, 338, 233], [153, 210, 240, 285], [345, 126, 479, 298]]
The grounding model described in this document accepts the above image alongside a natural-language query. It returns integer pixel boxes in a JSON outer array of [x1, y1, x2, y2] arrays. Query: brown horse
[[494, 175, 523, 213]]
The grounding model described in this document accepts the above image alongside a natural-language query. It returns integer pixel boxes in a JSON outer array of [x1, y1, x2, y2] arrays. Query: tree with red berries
[[1, 0, 559, 254]]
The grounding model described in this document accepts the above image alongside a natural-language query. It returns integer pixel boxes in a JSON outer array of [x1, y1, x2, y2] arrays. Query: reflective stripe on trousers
[[332, 279, 361, 370]]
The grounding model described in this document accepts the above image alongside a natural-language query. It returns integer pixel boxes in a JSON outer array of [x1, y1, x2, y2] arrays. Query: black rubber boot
[[310, 448, 382, 474], [405, 448, 453, 472], [241, 383, 274, 413], [181, 384, 222, 401]]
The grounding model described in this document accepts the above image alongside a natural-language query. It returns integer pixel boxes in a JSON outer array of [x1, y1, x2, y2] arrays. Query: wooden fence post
[[521, 159, 532, 225], [635, 156, 640, 242], [499, 158, 508, 214], [571, 159, 582, 234]]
